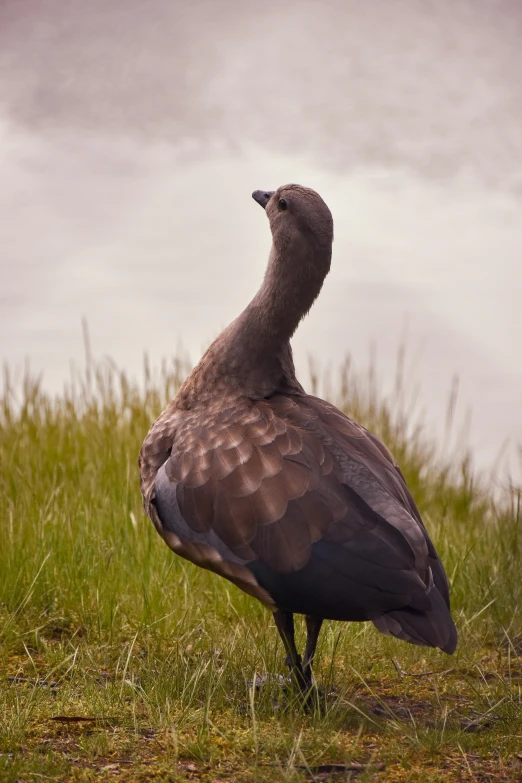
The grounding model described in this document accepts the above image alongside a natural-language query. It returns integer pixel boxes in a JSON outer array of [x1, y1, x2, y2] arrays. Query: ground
[[1, 358, 521, 781]]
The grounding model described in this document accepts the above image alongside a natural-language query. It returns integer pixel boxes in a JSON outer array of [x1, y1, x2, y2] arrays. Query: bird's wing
[[287, 394, 452, 607], [139, 400, 180, 534], [155, 396, 346, 572], [142, 393, 445, 613]]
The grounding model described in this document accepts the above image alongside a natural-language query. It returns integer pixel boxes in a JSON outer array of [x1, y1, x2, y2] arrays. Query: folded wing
[[142, 393, 457, 653]]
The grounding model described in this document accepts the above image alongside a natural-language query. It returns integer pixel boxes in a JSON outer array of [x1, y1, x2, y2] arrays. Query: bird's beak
[[252, 190, 275, 209]]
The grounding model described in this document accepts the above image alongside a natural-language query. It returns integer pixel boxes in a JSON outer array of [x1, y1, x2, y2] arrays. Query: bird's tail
[[372, 585, 457, 654]]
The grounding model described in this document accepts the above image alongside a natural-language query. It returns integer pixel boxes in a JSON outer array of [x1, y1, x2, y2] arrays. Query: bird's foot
[[247, 672, 287, 690], [245, 669, 330, 713]]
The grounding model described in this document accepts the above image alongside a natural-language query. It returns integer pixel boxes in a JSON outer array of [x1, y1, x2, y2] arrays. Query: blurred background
[[1, 0, 521, 481]]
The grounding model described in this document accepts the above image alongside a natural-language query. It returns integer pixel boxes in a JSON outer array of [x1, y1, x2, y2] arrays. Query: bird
[[139, 184, 457, 694]]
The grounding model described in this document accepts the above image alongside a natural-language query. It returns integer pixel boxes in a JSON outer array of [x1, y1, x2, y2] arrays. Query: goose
[[139, 185, 457, 693]]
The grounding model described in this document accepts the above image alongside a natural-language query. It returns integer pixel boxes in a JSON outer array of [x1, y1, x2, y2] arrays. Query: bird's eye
[[279, 198, 287, 210]]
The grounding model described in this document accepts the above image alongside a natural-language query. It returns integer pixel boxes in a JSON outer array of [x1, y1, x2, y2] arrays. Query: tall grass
[[1, 354, 521, 782]]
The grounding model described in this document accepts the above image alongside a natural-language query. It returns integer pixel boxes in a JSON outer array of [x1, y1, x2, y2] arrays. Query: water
[[1, 0, 521, 481]]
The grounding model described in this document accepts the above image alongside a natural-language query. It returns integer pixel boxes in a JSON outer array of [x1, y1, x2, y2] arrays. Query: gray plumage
[[139, 184, 457, 692]]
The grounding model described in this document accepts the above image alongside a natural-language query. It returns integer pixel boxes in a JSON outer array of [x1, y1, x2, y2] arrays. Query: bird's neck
[[177, 236, 331, 406]]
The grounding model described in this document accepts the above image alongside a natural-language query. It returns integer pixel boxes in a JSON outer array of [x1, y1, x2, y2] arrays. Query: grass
[[1, 351, 522, 782]]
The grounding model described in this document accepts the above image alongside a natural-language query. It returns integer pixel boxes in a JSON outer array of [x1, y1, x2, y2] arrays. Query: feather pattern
[[139, 183, 457, 661], [141, 390, 456, 652]]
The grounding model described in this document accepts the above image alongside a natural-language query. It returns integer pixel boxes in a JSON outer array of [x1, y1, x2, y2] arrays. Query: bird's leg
[[273, 609, 308, 693], [302, 615, 323, 687]]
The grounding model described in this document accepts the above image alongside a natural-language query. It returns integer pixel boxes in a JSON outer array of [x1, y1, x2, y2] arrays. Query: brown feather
[[212, 489, 257, 554], [177, 484, 213, 533], [211, 424, 245, 449], [248, 479, 289, 526], [255, 442, 284, 478], [270, 459, 311, 501], [220, 447, 267, 497], [209, 447, 239, 480], [294, 493, 336, 539], [166, 452, 193, 483], [251, 501, 312, 571]]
